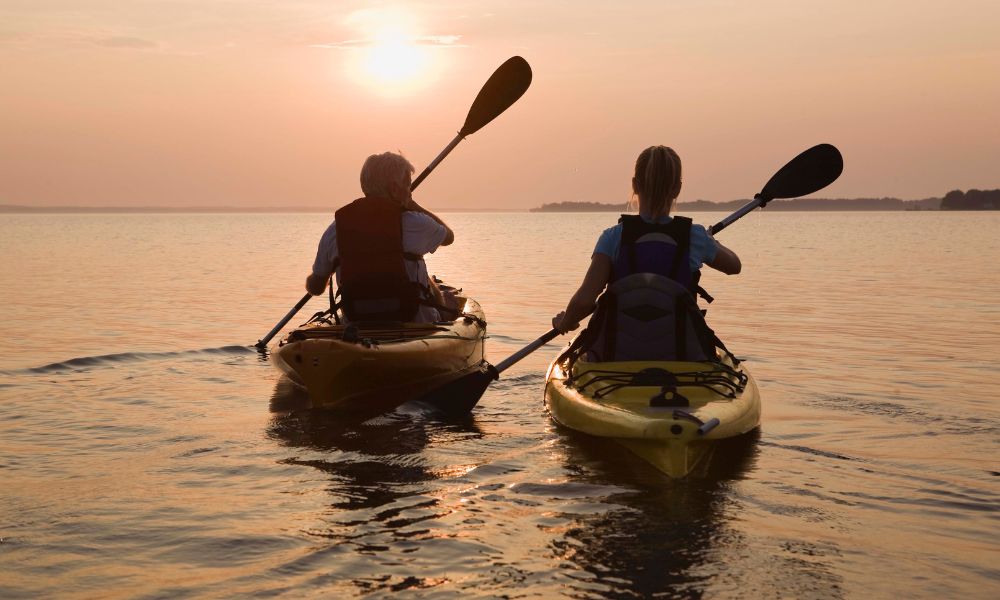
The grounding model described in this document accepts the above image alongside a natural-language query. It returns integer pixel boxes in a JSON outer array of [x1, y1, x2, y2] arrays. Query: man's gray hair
[[360, 152, 415, 199]]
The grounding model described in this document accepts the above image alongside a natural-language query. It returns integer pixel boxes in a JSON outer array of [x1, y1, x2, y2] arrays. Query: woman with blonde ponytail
[[552, 145, 741, 334]]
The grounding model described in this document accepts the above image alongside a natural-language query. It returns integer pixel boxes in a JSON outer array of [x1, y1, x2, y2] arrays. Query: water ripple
[[5, 345, 257, 376]]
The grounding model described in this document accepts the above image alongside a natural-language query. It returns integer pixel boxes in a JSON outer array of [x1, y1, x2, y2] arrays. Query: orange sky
[[1, 1, 998, 209]]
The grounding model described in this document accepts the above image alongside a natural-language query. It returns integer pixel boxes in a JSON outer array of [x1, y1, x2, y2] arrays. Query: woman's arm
[[552, 254, 612, 333], [707, 239, 741, 275]]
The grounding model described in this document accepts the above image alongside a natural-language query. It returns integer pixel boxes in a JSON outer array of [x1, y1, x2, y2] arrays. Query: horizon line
[[0, 195, 960, 214], [0, 205, 525, 214]]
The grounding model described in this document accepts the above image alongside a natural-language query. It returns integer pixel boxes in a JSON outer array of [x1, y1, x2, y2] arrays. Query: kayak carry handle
[[671, 410, 721, 436], [697, 418, 721, 436]]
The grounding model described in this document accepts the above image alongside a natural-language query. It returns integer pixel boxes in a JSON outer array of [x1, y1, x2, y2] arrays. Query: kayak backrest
[[584, 273, 716, 362]]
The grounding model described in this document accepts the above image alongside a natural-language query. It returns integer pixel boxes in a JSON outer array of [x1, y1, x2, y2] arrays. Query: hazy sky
[[1, 0, 998, 208]]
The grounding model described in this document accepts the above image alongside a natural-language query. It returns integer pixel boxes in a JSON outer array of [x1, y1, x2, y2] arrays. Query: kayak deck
[[544, 353, 761, 478]]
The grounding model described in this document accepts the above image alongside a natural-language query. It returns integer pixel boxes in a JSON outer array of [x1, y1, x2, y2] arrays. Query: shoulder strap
[[691, 270, 714, 304], [618, 215, 642, 275], [601, 293, 618, 361], [667, 216, 692, 280], [618, 214, 646, 245]]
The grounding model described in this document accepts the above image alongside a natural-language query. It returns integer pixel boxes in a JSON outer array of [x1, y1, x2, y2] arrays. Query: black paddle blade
[[414, 363, 498, 416], [759, 143, 843, 201], [459, 56, 532, 137]]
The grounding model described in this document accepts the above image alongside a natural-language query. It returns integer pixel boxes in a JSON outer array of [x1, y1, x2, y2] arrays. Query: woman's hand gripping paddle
[[422, 143, 844, 414], [255, 57, 533, 350]]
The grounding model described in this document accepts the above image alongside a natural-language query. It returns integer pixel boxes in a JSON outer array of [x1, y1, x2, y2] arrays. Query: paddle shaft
[[472, 197, 764, 380], [481, 144, 843, 381], [412, 133, 464, 189], [255, 57, 532, 350], [256, 294, 312, 348], [708, 194, 771, 236], [254, 136, 466, 350], [256, 171, 458, 350], [493, 328, 561, 375], [484, 192, 780, 369]]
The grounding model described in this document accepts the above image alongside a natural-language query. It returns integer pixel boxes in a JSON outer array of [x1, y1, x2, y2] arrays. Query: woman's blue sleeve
[[593, 226, 620, 259], [689, 224, 718, 270]]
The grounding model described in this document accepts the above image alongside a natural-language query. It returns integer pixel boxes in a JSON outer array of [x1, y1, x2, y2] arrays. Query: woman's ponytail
[[634, 146, 682, 218]]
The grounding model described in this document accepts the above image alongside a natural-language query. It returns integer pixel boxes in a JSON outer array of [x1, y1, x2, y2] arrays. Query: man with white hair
[[305, 151, 455, 323]]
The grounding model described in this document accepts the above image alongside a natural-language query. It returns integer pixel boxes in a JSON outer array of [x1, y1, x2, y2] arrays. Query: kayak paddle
[[416, 328, 561, 415], [421, 143, 844, 413], [255, 56, 533, 349], [709, 143, 843, 234]]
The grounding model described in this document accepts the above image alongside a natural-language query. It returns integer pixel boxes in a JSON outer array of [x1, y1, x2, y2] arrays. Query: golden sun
[[339, 6, 449, 97], [364, 26, 428, 87]]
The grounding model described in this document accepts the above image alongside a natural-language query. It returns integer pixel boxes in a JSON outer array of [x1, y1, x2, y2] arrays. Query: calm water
[[1, 212, 998, 598]]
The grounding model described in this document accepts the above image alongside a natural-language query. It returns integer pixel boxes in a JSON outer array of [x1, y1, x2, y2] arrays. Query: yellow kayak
[[272, 294, 486, 414], [544, 352, 760, 478]]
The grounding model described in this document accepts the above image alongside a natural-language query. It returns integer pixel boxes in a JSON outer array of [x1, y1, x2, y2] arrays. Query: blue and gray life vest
[[575, 215, 724, 363]]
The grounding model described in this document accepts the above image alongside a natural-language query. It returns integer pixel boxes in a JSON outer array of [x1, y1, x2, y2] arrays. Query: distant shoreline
[[532, 190, 999, 212], [0, 205, 525, 214], [3, 189, 998, 213], [531, 198, 942, 212]]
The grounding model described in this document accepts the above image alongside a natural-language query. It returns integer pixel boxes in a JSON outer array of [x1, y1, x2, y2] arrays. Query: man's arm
[[305, 222, 337, 295], [406, 199, 454, 246]]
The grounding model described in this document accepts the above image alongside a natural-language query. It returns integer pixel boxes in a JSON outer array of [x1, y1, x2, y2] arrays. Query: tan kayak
[[544, 352, 760, 478], [272, 294, 487, 414]]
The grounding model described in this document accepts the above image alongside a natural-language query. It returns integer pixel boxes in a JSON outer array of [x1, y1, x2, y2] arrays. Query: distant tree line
[[529, 201, 629, 212], [940, 189, 1000, 210]]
